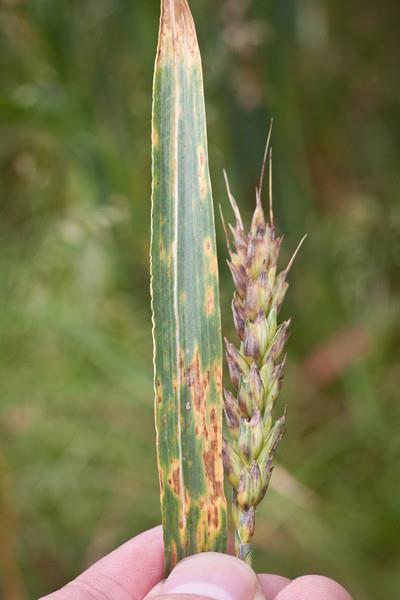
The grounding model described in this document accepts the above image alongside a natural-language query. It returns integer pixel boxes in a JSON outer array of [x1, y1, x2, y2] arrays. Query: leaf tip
[[158, 0, 198, 63]]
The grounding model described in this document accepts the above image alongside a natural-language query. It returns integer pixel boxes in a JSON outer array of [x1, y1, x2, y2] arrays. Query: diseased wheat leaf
[[151, 0, 227, 574]]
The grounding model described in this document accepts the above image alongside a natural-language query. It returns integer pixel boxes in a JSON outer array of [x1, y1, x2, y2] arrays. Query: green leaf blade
[[151, 0, 227, 574]]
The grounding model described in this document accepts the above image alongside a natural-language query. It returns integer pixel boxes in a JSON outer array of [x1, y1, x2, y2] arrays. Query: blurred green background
[[1, 0, 399, 598]]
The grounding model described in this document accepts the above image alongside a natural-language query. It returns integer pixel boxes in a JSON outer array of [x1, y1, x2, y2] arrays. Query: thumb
[[144, 552, 264, 600]]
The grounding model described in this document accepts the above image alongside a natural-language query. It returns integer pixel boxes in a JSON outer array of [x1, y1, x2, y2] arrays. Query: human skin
[[41, 526, 352, 600]]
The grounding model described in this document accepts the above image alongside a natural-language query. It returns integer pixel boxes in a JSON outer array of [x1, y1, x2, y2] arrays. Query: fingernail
[[154, 551, 263, 600]]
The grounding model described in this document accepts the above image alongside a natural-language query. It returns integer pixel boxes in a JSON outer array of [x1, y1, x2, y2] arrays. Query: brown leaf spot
[[213, 505, 219, 529], [156, 379, 163, 403], [186, 350, 208, 413], [212, 361, 223, 396], [210, 407, 218, 435], [206, 505, 219, 529], [171, 465, 181, 497], [179, 350, 185, 380], [203, 444, 224, 502], [203, 237, 212, 256]]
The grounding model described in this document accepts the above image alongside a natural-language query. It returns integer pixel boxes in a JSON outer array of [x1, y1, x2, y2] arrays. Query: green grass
[[1, 1, 400, 598]]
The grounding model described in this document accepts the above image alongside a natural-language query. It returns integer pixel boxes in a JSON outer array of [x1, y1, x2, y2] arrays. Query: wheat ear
[[222, 130, 306, 565]]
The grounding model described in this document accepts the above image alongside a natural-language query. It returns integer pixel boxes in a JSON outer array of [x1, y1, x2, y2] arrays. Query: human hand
[[41, 526, 352, 600]]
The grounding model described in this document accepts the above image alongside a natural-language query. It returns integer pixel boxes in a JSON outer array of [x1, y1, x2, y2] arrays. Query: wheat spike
[[222, 139, 303, 565]]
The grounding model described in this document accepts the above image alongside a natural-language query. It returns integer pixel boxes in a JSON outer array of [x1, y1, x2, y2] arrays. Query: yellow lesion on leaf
[[169, 540, 178, 570], [180, 291, 187, 304], [198, 145, 208, 201], [159, 242, 173, 273], [206, 254, 218, 276], [196, 509, 207, 550], [205, 286, 215, 315], [212, 359, 223, 397], [203, 240, 218, 277], [159, 240, 167, 261], [152, 127, 159, 149]]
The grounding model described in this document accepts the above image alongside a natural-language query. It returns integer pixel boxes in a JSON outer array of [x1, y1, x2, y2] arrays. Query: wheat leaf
[[151, 0, 227, 574]]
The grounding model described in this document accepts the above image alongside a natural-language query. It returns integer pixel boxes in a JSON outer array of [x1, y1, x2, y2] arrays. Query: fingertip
[[274, 574, 352, 600], [257, 573, 291, 599], [145, 551, 261, 600]]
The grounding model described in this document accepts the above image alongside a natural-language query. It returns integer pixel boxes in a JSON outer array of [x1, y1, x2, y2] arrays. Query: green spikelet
[[151, 0, 227, 574], [222, 129, 306, 565]]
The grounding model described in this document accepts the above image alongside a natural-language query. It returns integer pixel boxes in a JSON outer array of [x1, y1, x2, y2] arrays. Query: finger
[[41, 525, 164, 600], [274, 575, 352, 600], [257, 574, 291, 599], [144, 551, 265, 600]]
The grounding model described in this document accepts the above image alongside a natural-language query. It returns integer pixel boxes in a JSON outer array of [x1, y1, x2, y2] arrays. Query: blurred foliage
[[1, 0, 399, 598]]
